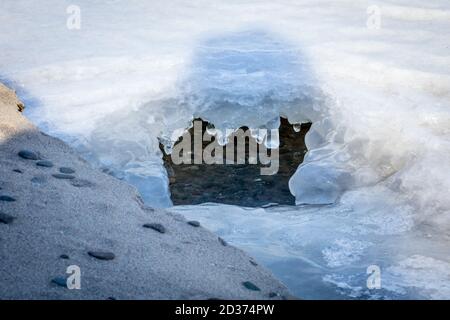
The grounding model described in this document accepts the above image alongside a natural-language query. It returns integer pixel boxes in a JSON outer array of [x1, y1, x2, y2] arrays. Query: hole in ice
[[161, 117, 311, 207]]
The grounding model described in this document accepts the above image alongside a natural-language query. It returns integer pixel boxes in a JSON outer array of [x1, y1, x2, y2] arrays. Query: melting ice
[[1, 0, 450, 299]]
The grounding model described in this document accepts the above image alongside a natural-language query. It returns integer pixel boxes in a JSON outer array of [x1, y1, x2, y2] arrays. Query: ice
[[289, 163, 352, 204], [383, 255, 450, 300], [1, 0, 450, 298], [322, 239, 372, 268], [170, 185, 446, 299]]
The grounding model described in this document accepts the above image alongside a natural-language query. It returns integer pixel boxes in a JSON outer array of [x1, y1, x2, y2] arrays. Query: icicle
[[164, 144, 173, 154], [264, 129, 280, 149], [293, 123, 302, 132], [249, 128, 266, 144], [206, 123, 216, 135], [216, 130, 228, 146]]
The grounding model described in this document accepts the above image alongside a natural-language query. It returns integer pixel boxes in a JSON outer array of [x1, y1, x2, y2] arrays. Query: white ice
[[1, 0, 450, 299]]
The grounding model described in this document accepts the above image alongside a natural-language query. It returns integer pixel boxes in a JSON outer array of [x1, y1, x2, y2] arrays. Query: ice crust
[[1, 0, 449, 298]]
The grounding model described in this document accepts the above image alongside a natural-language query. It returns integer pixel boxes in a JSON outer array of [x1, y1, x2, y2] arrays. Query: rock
[[36, 160, 54, 168], [18, 150, 39, 160], [59, 254, 70, 260], [17, 102, 25, 112], [31, 176, 47, 185], [263, 180, 275, 187], [218, 237, 228, 246], [0, 212, 15, 224], [0, 195, 16, 202], [268, 292, 279, 298], [52, 174, 75, 180], [51, 277, 67, 287], [70, 179, 94, 188], [143, 223, 166, 234], [187, 220, 200, 227], [88, 251, 115, 261], [203, 182, 216, 189], [59, 167, 75, 174], [242, 281, 260, 291]]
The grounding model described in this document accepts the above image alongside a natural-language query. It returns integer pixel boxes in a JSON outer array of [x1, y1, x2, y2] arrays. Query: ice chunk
[[289, 163, 352, 205]]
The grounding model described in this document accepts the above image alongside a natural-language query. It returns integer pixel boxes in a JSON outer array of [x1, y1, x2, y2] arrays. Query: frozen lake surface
[[1, 0, 450, 299]]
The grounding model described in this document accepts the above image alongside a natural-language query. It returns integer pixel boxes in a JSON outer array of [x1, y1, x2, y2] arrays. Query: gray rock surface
[[0, 83, 291, 300]]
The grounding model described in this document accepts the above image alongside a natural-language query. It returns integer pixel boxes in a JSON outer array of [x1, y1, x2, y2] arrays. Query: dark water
[[162, 118, 310, 207]]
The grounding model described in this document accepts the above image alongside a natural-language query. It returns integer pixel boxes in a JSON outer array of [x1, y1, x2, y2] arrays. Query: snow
[[1, 0, 450, 299]]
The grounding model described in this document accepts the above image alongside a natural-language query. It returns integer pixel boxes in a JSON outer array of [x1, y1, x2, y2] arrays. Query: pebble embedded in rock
[[51, 277, 67, 287], [17, 102, 25, 112], [59, 254, 69, 260], [70, 179, 94, 188], [13, 169, 23, 173], [0, 212, 15, 224], [143, 223, 166, 234], [59, 167, 75, 174], [218, 237, 228, 246], [36, 160, 54, 168], [18, 150, 39, 160], [242, 281, 261, 291], [249, 259, 258, 266], [187, 220, 200, 227], [0, 195, 16, 202], [31, 176, 47, 185], [88, 251, 115, 261], [52, 174, 75, 180]]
